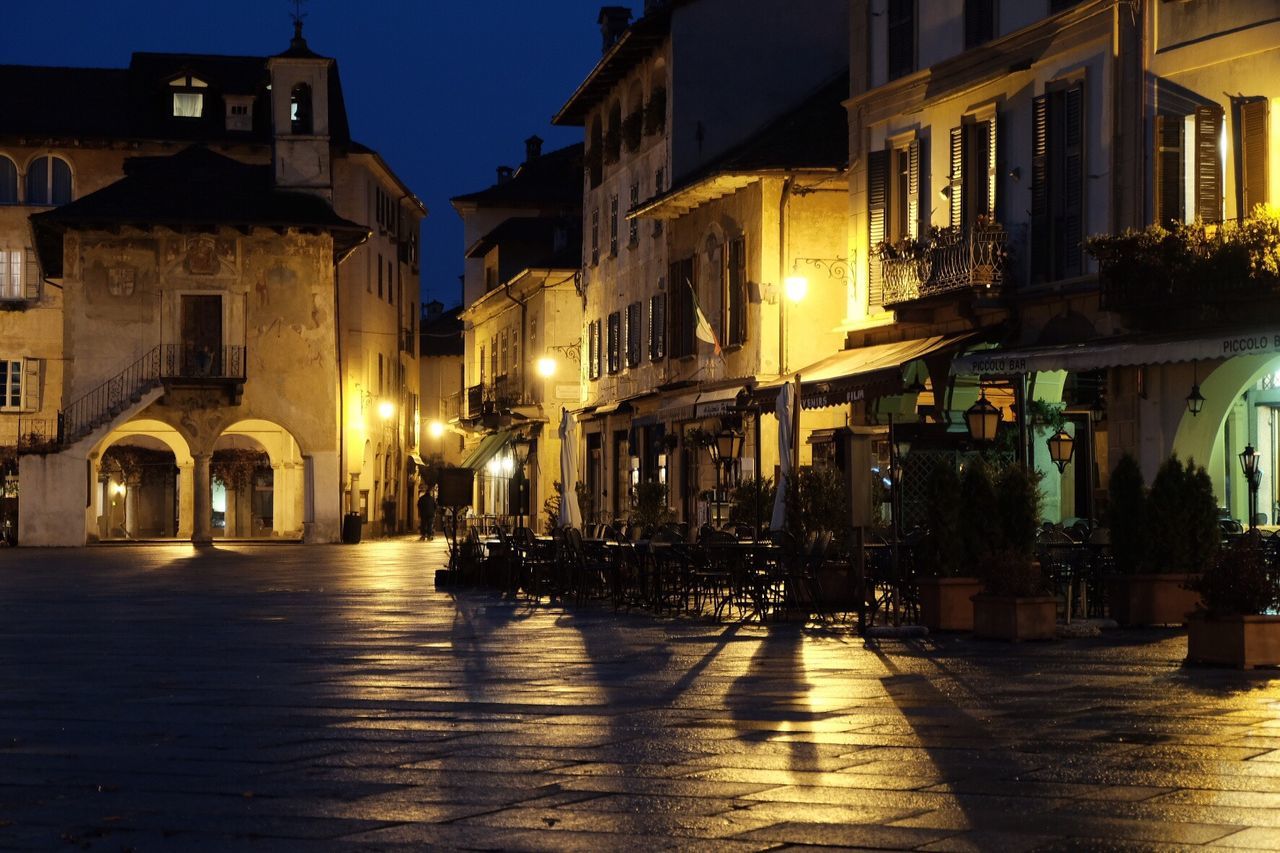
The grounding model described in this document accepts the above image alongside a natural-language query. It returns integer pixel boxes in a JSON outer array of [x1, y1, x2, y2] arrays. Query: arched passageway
[[213, 420, 305, 539]]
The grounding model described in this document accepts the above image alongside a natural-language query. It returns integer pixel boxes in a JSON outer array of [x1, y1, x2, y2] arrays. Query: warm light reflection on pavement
[[0, 540, 1279, 848]]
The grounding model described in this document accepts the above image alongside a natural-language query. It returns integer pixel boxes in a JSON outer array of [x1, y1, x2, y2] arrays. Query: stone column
[[192, 452, 213, 545], [177, 460, 194, 539]]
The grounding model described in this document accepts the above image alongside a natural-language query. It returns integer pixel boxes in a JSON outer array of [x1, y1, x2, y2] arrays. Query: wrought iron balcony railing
[[162, 345, 246, 381], [882, 223, 1009, 308]]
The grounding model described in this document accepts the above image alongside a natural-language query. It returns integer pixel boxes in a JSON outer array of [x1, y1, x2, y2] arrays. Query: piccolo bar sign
[[952, 330, 1280, 375]]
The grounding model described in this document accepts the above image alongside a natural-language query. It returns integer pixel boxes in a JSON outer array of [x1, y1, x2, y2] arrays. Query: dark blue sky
[[6, 0, 604, 308]]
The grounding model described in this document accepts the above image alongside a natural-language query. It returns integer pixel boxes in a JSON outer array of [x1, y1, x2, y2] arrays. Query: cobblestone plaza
[[3, 542, 1280, 850]]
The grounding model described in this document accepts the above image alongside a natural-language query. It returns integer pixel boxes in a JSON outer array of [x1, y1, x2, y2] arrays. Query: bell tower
[[267, 18, 333, 200]]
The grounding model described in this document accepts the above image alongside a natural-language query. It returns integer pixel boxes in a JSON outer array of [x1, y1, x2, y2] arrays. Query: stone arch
[[91, 419, 193, 541], [212, 419, 305, 539]]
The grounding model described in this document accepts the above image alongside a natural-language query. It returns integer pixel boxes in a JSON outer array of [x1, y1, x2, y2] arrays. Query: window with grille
[[648, 293, 666, 361], [625, 302, 642, 367], [628, 183, 639, 245], [588, 320, 602, 380], [724, 237, 747, 348]]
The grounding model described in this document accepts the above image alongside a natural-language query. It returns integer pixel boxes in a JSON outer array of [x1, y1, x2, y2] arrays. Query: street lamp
[[377, 400, 395, 421], [1047, 427, 1075, 473], [784, 274, 808, 303], [1186, 384, 1205, 416], [1240, 444, 1261, 531], [428, 420, 445, 440], [535, 356, 557, 379], [965, 391, 1002, 442], [511, 435, 533, 531]]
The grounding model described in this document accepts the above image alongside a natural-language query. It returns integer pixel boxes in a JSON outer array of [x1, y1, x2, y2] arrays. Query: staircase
[[19, 348, 163, 452]]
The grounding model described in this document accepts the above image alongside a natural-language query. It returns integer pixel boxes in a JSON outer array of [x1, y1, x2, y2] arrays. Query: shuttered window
[[648, 293, 666, 361], [625, 301, 642, 367], [588, 320, 602, 380], [1194, 104, 1224, 223], [668, 258, 696, 358], [606, 311, 621, 374], [949, 117, 998, 229], [1030, 83, 1085, 283], [0, 358, 37, 412], [724, 236, 747, 347], [964, 0, 994, 48], [1241, 98, 1269, 214], [1154, 114, 1185, 226], [868, 149, 889, 309], [886, 0, 915, 80]]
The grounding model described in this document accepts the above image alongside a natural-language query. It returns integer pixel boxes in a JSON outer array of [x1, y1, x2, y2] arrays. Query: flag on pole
[[687, 279, 722, 358]]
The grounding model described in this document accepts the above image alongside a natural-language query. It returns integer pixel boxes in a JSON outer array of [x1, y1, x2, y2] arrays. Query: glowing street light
[[536, 356, 557, 378], [377, 400, 395, 421], [427, 420, 445, 440], [784, 274, 808, 303]]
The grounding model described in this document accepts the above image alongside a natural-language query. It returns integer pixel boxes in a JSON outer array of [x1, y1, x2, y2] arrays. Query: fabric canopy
[[558, 409, 582, 529], [759, 332, 981, 410], [951, 328, 1280, 376], [459, 431, 510, 471], [770, 382, 795, 531]]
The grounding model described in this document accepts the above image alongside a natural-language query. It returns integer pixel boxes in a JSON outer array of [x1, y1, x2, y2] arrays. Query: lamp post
[[511, 434, 533, 532], [1240, 444, 1260, 531], [706, 427, 742, 527]]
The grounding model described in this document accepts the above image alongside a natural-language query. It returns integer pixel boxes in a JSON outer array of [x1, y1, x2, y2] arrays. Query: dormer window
[[290, 83, 312, 134], [224, 95, 254, 132], [170, 74, 208, 118]]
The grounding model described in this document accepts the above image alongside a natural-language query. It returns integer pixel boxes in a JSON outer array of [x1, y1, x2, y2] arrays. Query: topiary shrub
[[984, 464, 1049, 597], [958, 458, 999, 575], [919, 462, 964, 577], [1148, 454, 1221, 574], [1107, 454, 1149, 574], [1193, 531, 1279, 617]]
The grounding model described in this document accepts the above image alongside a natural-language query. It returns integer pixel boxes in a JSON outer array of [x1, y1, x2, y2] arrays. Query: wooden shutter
[[23, 248, 39, 300], [868, 149, 889, 308], [965, 0, 994, 48], [1030, 93, 1049, 282], [984, 114, 999, 219], [668, 262, 681, 358], [1154, 114, 1185, 225], [906, 139, 920, 240], [949, 126, 965, 227], [649, 293, 665, 361], [21, 357, 41, 412], [1062, 82, 1084, 277], [1242, 98, 1269, 213], [1194, 104, 1224, 223]]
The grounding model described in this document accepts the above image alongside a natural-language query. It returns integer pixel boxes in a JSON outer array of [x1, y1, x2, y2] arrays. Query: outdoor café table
[[701, 540, 783, 620]]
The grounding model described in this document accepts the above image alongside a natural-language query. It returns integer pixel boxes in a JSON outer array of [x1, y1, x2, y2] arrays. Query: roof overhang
[[630, 168, 838, 221]]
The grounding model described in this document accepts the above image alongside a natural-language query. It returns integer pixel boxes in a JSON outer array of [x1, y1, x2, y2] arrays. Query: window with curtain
[[0, 360, 21, 410], [0, 250, 23, 300], [25, 155, 72, 206], [0, 157, 17, 204], [169, 74, 207, 118]]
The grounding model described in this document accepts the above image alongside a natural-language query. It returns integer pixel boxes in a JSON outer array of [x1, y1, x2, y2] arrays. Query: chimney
[[525, 134, 544, 162], [598, 6, 632, 53], [496, 165, 514, 184]]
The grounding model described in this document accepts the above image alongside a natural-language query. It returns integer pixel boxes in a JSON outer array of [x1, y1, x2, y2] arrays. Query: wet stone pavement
[[3, 544, 1280, 850]]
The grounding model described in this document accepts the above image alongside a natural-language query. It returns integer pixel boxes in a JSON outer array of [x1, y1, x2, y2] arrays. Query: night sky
[[5, 0, 605, 309]]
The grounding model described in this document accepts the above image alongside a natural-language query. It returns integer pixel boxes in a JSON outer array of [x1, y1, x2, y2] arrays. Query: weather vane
[[290, 0, 308, 29]]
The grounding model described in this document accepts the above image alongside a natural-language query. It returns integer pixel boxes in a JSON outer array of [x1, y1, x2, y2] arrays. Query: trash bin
[[341, 512, 363, 544]]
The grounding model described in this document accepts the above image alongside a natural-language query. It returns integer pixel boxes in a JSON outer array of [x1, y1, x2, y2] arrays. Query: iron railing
[[883, 223, 1009, 307], [442, 391, 463, 420], [161, 345, 246, 381], [59, 347, 164, 445]]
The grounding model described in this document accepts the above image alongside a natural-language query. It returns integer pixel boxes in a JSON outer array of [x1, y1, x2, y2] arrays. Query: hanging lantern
[[1047, 428, 1075, 473], [1186, 384, 1205, 416], [1090, 394, 1106, 424], [964, 393, 1001, 442]]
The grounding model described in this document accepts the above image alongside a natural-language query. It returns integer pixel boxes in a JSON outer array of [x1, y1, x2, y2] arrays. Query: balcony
[[441, 391, 463, 421], [882, 223, 1009, 308], [465, 376, 530, 422], [1092, 214, 1280, 328]]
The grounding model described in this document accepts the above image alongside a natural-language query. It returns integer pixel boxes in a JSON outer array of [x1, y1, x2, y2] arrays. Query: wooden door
[[181, 295, 222, 375]]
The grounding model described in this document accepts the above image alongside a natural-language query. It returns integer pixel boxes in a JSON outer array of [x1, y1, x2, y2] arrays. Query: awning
[[459, 431, 510, 470], [760, 332, 981, 410], [694, 385, 746, 418], [952, 327, 1280, 376]]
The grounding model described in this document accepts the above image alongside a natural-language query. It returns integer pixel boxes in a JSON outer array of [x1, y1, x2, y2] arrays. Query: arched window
[[25, 155, 72, 206], [169, 74, 207, 118], [291, 83, 313, 135], [0, 156, 17, 204]]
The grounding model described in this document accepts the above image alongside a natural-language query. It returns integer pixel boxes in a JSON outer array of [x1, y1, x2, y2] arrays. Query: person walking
[[418, 488, 437, 541]]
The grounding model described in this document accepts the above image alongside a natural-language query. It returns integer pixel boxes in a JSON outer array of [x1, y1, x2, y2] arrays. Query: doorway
[[181, 295, 222, 376]]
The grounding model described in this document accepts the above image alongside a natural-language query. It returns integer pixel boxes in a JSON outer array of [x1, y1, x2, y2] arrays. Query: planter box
[[972, 594, 1057, 642], [1106, 574, 1202, 626], [1186, 613, 1280, 669], [919, 577, 982, 631]]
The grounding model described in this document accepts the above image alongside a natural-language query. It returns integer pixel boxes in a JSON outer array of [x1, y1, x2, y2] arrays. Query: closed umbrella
[[558, 408, 583, 529], [770, 383, 794, 531]]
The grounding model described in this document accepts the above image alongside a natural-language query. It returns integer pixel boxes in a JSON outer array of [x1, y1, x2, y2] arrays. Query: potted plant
[[728, 475, 774, 538], [916, 462, 980, 631], [1186, 532, 1280, 668], [971, 463, 1057, 641], [1114, 455, 1215, 625], [630, 481, 674, 533]]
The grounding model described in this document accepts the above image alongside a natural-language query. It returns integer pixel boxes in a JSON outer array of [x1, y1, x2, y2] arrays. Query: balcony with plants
[[1088, 206, 1280, 327], [878, 218, 1010, 308]]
